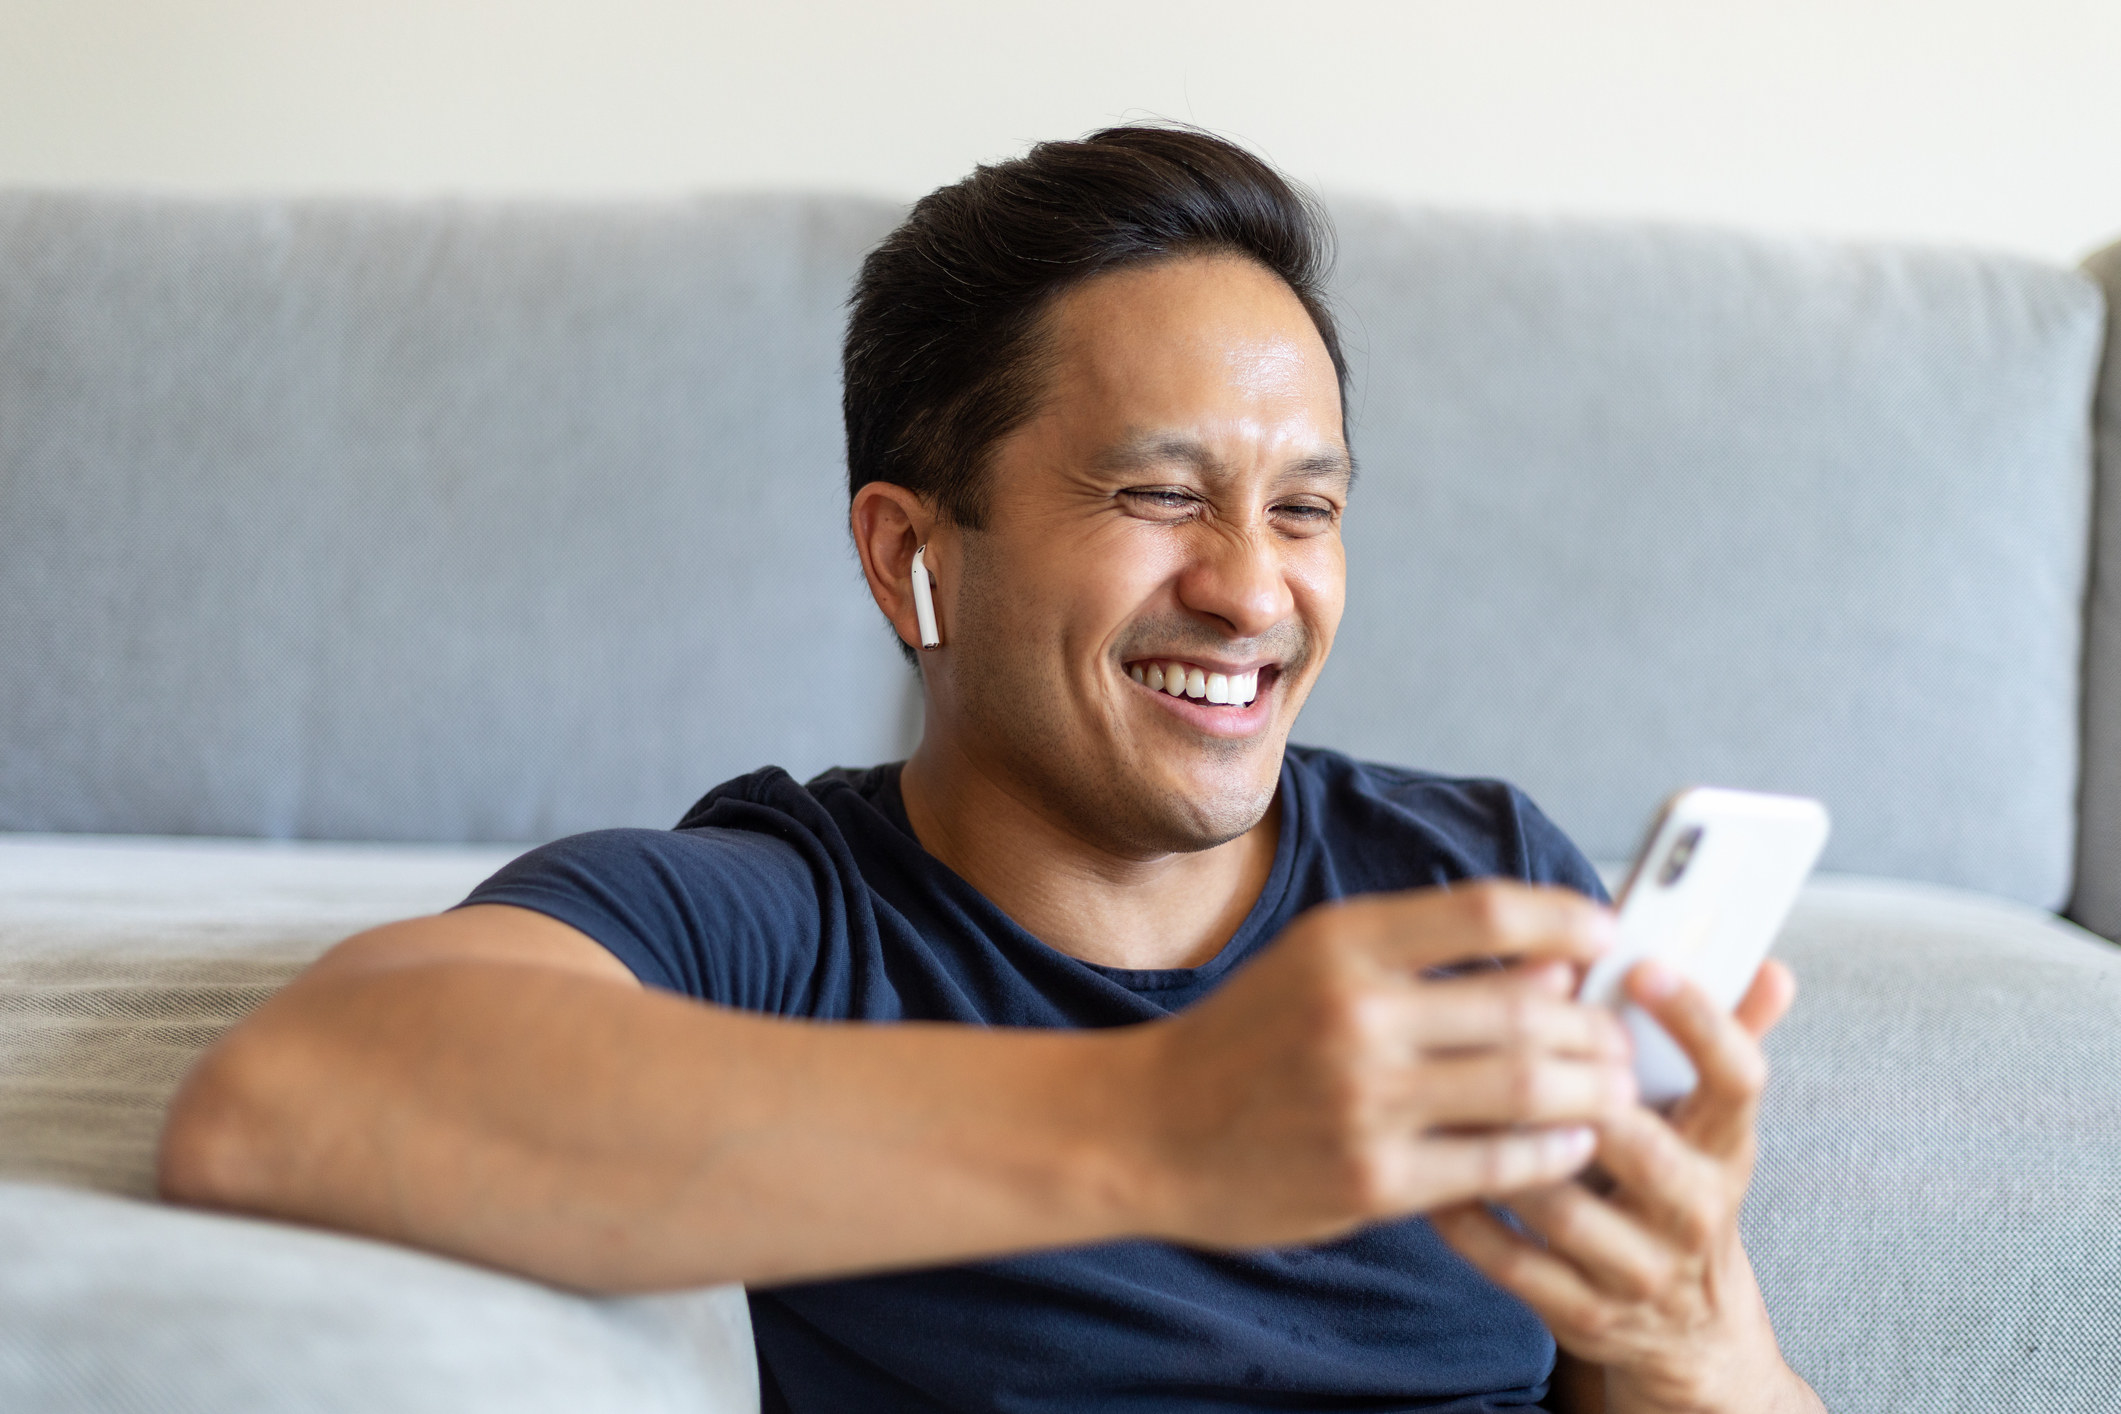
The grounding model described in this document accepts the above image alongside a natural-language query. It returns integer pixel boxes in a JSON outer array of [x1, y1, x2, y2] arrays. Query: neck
[[897, 733, 1281, 971]]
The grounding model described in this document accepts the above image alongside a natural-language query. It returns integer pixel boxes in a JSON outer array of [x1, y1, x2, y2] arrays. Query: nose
[[1174, 523, 1295, 641]]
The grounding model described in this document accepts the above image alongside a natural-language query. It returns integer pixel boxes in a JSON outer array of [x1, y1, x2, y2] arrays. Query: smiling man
[[161, 127, 1822, 1414]]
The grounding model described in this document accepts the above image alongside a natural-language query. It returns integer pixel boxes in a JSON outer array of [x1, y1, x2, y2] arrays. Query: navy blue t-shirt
[[464, 745, 1607, 1414]]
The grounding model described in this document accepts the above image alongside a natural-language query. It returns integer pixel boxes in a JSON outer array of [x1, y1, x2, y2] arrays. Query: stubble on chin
[[950, 554, 1300, 859]]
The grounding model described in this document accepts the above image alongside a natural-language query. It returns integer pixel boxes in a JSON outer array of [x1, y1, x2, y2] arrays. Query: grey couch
[[3, 190, 2119, 1412]]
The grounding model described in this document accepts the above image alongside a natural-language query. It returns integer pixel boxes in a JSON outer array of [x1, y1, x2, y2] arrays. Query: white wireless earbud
[[910, 544, 941, 650]]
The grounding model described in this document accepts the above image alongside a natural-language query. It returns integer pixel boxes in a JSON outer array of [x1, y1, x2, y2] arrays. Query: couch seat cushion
[[1750, 875, 2121, 1412], [6, 833, 2119, 1411]]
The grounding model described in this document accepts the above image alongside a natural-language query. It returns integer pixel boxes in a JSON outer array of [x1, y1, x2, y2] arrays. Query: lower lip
[[1129, 669, 1277, 738]]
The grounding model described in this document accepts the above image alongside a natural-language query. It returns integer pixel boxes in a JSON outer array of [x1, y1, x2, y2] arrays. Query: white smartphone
[[1577, 787, 1830, 1105]]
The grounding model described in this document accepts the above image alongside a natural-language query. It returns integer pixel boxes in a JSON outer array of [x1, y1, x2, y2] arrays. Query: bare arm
[[160, 886, 1636, 1293]]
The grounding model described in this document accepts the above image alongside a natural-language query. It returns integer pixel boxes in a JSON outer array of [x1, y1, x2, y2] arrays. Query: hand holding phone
[[1577, 788, 1830, 1105]]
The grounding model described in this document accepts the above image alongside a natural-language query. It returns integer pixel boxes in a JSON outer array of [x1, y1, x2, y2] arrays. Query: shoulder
[[1284, 745, 1607, 900], [476, 821, 817, 914], [462, 765, 886, 1006]]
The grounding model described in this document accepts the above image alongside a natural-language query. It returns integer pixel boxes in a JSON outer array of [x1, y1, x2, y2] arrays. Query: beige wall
[[3, 0, 2117, 262]]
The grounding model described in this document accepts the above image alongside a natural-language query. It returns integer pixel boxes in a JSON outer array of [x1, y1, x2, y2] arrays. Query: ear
[[851, 483, 943, 654]]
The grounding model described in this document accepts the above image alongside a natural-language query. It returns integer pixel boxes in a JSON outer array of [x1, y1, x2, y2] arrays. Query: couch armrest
[[0, 1182, 758, 1414]]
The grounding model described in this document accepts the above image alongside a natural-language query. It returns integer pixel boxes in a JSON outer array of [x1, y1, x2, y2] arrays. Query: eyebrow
[[1091, 432, 1356, 486]]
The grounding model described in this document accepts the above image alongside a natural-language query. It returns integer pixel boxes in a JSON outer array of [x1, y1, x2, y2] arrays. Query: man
[[161, 126, 1823, 1413]]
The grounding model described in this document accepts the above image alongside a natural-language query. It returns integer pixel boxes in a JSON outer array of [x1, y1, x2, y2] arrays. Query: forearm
[[161, 884, 1634, 1295], [160, 957, 1159, 1292]]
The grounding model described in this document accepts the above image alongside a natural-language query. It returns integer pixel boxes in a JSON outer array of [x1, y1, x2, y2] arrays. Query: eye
[[1120, 487, 1202, 519], [1271, 498, 1340, 533]]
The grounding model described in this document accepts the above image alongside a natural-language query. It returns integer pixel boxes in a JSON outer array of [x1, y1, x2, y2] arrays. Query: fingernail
[[1529, 960, 1574, 994], [1634, 959, 1680, 999], [1554, 1125, 1595, 1164], [1587, 911, 1620, 951]]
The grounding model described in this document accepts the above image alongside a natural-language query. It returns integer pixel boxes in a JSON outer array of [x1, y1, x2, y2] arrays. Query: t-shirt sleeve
[[457, 826, 829, 1013]]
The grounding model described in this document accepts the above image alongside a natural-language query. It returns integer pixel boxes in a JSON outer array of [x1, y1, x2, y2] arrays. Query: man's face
[[935, 253, 1350, 857]]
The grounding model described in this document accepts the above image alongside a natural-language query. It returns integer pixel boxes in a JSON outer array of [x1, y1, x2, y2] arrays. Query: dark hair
[[842, 124, 1349, 530]]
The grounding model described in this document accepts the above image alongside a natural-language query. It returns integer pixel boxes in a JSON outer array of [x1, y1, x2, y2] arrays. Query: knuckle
[[1536, 1194, 1581, 1246], [1310, 980, 1386, 1060], [1485, 1128, 1572, 1192], [1330, 1142, 1396, 1216], [1296, 953, 1359, 1024], [1315, 1063, 1371, 1135], [1623, 1250, 1674, 1301], [1506, 1057, 1552, 1115], [1291, 911, 1351, 969], [1346, 990, 1403, 1051], [1642, 1137, 1688, 1194], [1476, 1136, 1517, 1192], [1675, 1203, 1719, 1253], [1458, 882, 1515, 937], [1605, 1263, 1655, 1303], [1728, 1043, 1769, 1097], [1499, 985, 1541, 1040], [1665, 1178, 1725, 1249], [1491, 1243, 1537, 1286], [1571, 1301, 1619, 1345]]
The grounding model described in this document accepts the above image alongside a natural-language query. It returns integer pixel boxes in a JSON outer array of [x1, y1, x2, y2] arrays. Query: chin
[[1114, 748, 1285, 854]]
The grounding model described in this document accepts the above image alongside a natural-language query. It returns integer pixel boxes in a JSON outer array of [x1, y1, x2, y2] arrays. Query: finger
[[1582, 1105, 1726, 1252], [1412, 1050, 1636, 1129], [1354, 881, 1619, 975], [1731, 959, 1797, 1040], [1410, 973, 1633, 1058], [1505, 1181, 1675, 1302], [1430, 1201, 1611, 1342], [1626, 961, 1766, 1156], [1410, 1126, 1598, 1204]]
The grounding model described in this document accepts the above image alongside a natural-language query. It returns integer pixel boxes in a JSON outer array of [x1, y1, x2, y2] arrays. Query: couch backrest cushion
[[0, 193, 911, 842], [1300, 205, 2106, 908], [2070, 241, 2121, 938], [1, 193, 2107, 906]]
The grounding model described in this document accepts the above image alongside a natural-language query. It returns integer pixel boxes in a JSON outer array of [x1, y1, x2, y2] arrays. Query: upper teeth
[[1127, 661, 1261, 705]]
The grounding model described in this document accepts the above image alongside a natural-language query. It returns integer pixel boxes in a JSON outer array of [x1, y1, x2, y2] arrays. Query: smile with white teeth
[[1125, 660, 1262, 706]]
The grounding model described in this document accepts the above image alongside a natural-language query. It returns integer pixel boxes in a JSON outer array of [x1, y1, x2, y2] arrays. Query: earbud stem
[[910, 545, 941, 650]]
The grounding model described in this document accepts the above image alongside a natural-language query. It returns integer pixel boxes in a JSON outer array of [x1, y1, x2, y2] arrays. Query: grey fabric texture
[[0, 835, 758, 1414], [0, 192, 915, 844], [3, 193, 2108, 909], [7, 835, 2121, 1411], [0, 1182, 758, 1414], [1305, 205, 2107, 910], [1749, 878, 2121, 1412], [2070, 241, 2121, 938], [0, 833, 516, 1195]]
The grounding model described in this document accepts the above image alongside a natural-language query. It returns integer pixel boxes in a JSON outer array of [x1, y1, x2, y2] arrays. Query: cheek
[[1289, 538, 1347, 644], [957, 539, 1126, 683], [1059, 528, 1187, 643]]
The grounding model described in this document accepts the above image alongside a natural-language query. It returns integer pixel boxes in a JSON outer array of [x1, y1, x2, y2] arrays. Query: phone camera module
[[1656, 825, 1704, 887]]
